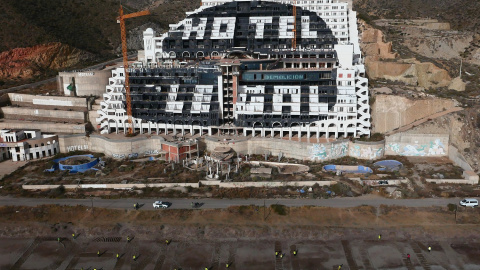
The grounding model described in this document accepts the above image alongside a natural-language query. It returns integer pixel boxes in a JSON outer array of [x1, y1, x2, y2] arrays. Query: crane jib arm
[[117, 10, 151, 21]]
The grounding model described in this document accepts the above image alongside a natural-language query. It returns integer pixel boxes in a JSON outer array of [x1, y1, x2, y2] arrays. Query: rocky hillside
[[0, 43, 95, 82], [0, 0, 200, 86], [359, 22, 463, 91], [356, 1, 480, 172], [354, 0, 480, 32], [355, 0, 480, 65]]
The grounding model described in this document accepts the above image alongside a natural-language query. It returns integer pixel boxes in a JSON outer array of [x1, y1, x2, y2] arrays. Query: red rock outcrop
[[0, 42, 94, 80]]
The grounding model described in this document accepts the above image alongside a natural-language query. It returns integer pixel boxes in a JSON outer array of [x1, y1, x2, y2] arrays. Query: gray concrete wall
[[350, 178, 410, 186], [425, 179, 478, 185], [8, 93, 88, 108], [385, 133, 449, 156], [23, 180, 336, 190], [23, 182, 199, 190], [59, 134, 165, 158], [200, 180, 337, 188], [205, 137, 350, 161], [55, 133, 465, 166], [205, 137, 250, 156], [206, 134, 451, 161], [372, 95, 456, 133], [448, 145, 473, 171], [0, 121, 85, 134], [349, 140, 385, 160], [58, 70, 111, 97], [1, 107, 85, 122]]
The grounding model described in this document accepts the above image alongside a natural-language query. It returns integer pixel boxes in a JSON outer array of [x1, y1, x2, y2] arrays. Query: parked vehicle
[[153, 201, 169, 209], [460, 198, 478, 207]]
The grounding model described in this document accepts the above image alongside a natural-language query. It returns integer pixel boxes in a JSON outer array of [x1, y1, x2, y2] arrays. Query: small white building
[[57, 69, 112, 97], [0, 130, 59, 161]]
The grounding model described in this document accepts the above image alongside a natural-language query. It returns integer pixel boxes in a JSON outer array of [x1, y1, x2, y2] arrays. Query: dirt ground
[[2, 152, 473, 201], [8, 238, 480, 270], [1, 204, 480, 269], [0, 160, 28, 180]]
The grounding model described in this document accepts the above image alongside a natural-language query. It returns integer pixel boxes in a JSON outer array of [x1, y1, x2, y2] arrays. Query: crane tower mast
[[118, 6, 150, 135]]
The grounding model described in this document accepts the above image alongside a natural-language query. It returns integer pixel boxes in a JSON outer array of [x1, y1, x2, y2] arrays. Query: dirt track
[[4, 237, 480, 270], [0, 204, 480, 269]]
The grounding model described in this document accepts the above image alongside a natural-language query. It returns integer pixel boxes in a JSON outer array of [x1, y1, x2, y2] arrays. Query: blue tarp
[[323, 165, 373, 174]]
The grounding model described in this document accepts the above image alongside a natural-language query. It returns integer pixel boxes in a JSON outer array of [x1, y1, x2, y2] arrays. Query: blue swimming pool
[[373, 160, 403, 172], [323, 165, 373, 174]]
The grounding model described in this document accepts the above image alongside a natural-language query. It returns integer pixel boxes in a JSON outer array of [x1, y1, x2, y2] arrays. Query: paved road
[[0, 53, 137, 94], [0, 196, 462, 210]]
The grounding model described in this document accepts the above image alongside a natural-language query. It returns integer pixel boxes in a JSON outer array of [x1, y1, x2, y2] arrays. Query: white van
[[459, 198, 478, 207]]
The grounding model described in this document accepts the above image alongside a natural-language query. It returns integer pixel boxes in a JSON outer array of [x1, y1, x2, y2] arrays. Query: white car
[[153, 201, 169, 209], [460, 198, 478, 207]]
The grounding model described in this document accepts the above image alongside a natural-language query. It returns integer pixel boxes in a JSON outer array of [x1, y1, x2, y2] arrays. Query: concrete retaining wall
[[1, 107, 85, 122], [425, 179, 478, 185], [350, 178, 410, 186], [349, 140, 385, 160], [0, 121, 85, 134], [23, 180, 335, 190], [8, 93, 88, 108], [54, 133, 474, 175], [448, 145, 473, 171], [23, 182, 200, 190], [201, 180, 337, 188], [205, 138, 350, 161], [59, 134, 165, 158], [206, 135, 441, 161], [385, 133, 449, 156], [372, 95, 456, 133]]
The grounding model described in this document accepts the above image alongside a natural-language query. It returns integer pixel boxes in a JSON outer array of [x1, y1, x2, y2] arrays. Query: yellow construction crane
[[292, 0, 297, 51], [117, 6, 150, 135]]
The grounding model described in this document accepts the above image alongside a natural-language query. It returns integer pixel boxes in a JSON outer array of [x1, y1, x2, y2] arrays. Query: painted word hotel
[[97, 0, 371, 140]]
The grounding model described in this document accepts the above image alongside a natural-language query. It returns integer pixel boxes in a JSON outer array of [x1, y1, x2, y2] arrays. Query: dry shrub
[[270, 204, 287, 215]]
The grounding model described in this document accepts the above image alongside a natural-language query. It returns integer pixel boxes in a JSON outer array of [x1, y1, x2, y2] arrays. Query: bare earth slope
[[0, 43, 95, 81], [354, 0, 480, 32]]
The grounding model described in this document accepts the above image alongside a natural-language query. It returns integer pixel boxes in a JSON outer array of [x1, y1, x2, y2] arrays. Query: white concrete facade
[[0, 130, 59, 161], [96, 0, 370, 138]]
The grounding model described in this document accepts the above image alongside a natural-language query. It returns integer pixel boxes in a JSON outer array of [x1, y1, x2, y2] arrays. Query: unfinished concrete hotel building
[[97, 0, 370, 139]]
